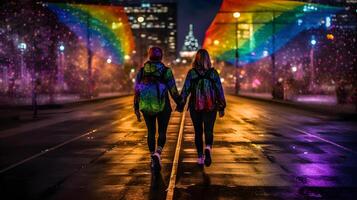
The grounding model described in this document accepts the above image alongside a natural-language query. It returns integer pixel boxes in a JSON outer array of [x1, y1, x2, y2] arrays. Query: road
[[0, 95, 356, 200]]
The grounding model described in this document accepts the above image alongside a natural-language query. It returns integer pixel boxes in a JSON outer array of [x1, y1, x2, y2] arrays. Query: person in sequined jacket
[[180, 49, 226, 167], [134, 47, 181, 171]]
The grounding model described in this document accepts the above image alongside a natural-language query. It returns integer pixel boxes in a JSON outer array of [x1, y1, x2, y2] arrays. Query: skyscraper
[[124, 2, 177, 65]]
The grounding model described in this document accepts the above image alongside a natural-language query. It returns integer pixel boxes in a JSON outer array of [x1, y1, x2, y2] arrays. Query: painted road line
[[0, 129, 97, 174], [0, 116, 128, 174], [288, 126, 357, 155], [166, 110, 186, 200]]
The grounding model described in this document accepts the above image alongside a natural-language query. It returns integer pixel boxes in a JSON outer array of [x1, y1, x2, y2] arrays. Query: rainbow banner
[[48, 3, 135, 65], [203, 0, 342, 65]]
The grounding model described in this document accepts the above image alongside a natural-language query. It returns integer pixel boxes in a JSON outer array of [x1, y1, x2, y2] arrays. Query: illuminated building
[[180, 24, 200, 58], [124, 3, 177, 64]]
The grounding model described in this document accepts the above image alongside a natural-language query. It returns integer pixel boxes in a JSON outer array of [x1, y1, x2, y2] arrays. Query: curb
[[235, 94, 357, 119], [0, 93, 132, 110]]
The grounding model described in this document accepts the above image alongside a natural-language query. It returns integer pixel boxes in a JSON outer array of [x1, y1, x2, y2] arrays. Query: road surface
[[0, 95, 356, 200]]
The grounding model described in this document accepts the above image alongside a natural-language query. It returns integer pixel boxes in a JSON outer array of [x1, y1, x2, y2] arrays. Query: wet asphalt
[[0, 95, 356, 200]]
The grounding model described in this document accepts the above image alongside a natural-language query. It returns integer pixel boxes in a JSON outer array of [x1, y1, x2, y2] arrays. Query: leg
[[203, 111, 217, 147], [203, 111, 217, 167], [143, 113, 157, 154], [157, 109, 171, 153], [190, 108, 204, 157]]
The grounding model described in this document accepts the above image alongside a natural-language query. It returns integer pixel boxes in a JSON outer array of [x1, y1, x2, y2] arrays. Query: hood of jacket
[[143, 61, 165, 74]]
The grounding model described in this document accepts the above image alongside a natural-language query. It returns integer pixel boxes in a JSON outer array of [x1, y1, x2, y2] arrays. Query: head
[[192, 49, 212, 70], [148, 46, 163, 62]]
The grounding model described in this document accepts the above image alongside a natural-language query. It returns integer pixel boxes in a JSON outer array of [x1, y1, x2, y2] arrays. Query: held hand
[[219, 110, 225, 118], [176, 105, 183, 113], [135, 110, 142, 122]]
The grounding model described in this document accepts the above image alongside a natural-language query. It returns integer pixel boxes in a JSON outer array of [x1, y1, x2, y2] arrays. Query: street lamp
[[138, 16, 146, 66], [309, 36, 317, 92], [59, 44, 65, 52], [58, 43, 65, 91], [18, 42, 27, 90], [233, 12, 240, 94]]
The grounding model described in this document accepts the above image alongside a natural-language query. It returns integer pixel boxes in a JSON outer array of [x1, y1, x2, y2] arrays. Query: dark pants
[[189, 108, 217, 156], [143, 109, 171, 153]]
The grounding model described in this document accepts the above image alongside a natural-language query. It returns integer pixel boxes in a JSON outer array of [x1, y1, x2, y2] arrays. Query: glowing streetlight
[[291, 66, 297, 73], [59, 44, 65, 52], [213, 40, 220, 45], [233, 11, 241, 94], [106, 58, 112, 64], [18, 42, 27, 52], [137, 16, 145, 23], [124, 55, 130, 60], [311, 39, 317, 46], [233, 12, 241, 19]]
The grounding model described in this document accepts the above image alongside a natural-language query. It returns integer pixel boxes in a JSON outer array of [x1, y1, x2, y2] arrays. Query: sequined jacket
[[134, 61, 181, 112], [180, 68, 226, 111]]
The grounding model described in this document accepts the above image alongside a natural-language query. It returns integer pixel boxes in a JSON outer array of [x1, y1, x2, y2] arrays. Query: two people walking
[[134, 47, 226, 171]]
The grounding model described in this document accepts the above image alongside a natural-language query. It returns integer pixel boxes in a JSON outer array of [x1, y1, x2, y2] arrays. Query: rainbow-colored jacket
[[134, 61, 181, 112], [181, 68, 226, 112]]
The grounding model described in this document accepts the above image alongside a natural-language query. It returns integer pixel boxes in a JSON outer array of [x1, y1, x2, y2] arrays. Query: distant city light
[[325, 16, 331, 28], [263, 50, 269, 57], [311, 39, 317, 45], [124, 55, 130, 60], [291, 66, 298, 72], [327, 34, 334, 40], [175, 58, 181, 63], [137, 16, 145, 23], [213, 40, 220, 45], [220, 78, 225, 83], [233, 12, 241, 19], [141, 3, 150, 8], [182, 59, 187, 64], [297, 19, 303, 26], [130, 68, 135, 73], [18, 42, 27, 51], [106, 58, 112, 64], [59, 44, 65, 52]]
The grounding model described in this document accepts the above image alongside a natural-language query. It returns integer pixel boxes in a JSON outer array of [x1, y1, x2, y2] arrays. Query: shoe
[[152, 152, 161, 171], [150, 155, 155, 170], [204, 147, 212, 167], [197, 156, 205, 166]]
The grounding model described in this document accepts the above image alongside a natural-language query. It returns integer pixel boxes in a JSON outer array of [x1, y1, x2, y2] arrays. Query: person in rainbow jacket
[[134, 47, 181, 172], [179, 49, 226, 167]]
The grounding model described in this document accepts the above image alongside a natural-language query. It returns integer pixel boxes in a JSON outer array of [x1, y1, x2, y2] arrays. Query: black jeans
[[143, 109, 171, 153], [189, 108, 217, 156]]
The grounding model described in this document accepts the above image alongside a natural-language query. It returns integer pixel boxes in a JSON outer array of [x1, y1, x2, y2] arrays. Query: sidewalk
[[0, 92, 131, 131], [238, 92, 356, 117]]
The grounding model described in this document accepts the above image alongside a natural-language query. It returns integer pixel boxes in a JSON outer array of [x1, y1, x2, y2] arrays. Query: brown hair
[[148, 46, 163, 61], [192, 49, 212, 70]]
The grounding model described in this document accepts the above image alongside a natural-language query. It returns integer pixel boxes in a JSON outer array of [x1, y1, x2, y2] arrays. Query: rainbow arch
[[203, 0, 343, 65], [48, 3, 135, 65]]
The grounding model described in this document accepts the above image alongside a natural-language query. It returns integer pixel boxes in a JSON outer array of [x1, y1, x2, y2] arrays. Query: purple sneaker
[[152, 152, 161, 171], [204, 147, 212, 167]]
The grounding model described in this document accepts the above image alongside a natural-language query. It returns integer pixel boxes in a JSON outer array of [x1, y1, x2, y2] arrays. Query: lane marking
[[0, 114, 132, 174], [166, 110, 186, 200], [288, 126, 357, 155], [0, 129, 97, 174]]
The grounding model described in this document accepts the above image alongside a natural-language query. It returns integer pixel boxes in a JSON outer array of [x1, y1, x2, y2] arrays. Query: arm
[[213, 69, 226, 112], [133, 69, 142, 111], [164, 68, 181, 105], [180, 70, 193, 106]]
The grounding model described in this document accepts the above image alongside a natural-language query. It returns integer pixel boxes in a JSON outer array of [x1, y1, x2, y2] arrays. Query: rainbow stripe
[[203, 0, 342, 65], [48, 3, 134, 64]]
